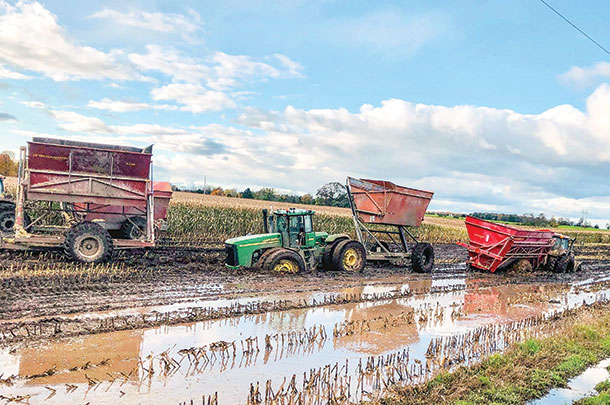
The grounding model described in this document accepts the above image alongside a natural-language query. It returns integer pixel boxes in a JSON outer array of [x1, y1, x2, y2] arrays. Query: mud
[[0, 242, 609, 403], [1, 280, 609, 404]]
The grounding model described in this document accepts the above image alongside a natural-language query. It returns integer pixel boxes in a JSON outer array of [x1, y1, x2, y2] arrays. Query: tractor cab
[[551, 233, 572, 253], [265, 208, 316, 248]]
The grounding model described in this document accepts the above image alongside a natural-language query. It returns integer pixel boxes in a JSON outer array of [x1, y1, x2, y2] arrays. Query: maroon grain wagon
[[346, 177, 436, 272], [0, 137, 172, 263], [457, 216, 579, 273]]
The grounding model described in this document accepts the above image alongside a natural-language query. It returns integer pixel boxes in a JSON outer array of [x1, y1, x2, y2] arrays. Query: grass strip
[[381, 303, 610, 404]]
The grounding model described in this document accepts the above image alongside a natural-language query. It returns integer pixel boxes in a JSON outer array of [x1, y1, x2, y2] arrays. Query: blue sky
[[1, 0, 610, 224]]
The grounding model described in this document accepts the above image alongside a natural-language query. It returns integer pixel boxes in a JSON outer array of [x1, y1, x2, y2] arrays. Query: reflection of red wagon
[[0, 137, 172, 263], [346, 177, 436, 272], [457, 216, 555, 272]]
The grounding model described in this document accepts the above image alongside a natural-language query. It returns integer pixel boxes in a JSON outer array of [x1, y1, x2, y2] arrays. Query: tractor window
[[276, 216, 287, 232], [304, 215, 313, 233], [289, 216, 304, 233], [553, 237, 569, 250]]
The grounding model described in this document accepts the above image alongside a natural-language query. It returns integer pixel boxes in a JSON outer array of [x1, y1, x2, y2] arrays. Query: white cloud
[[151, 83, 236, 113], [89, 8, 202, 42], [49, 110, 111, 133], [0, 1, 139, 81], [0, 64, 30, 80], [559, 61, 610, 89], [87, 98, 178, 112], [128, 46, 303, 111]]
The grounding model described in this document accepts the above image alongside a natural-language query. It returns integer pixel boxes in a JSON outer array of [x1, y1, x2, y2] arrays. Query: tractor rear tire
[[411, 242, 435, 273], [0, 204, 31, 235], [64, 222, 113, 264], [264, 249, 305, 274], [332, 239, 366, 273], [554, 254, 574, 273], [120, 216, 147, 240], [323, 238, 348, 271], [256, 247, 283, 270]]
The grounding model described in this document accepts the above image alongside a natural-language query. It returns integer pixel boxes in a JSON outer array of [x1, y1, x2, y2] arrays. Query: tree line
[[470, 212, 601, 229], [172, 181, 351, 208]]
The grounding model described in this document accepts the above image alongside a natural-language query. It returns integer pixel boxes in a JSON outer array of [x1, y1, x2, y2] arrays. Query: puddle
[[531, 358, 610, 405], [0, 280, 609, 404]]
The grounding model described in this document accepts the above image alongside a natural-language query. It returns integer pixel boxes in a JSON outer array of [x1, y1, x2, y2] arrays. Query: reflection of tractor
[[0, 138, 172, 263], [458, 216, 581, 273], [225, 208, 367, 273]]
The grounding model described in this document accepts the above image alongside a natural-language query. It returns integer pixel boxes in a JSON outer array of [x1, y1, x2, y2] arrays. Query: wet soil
[[0, 243, 607, 338]]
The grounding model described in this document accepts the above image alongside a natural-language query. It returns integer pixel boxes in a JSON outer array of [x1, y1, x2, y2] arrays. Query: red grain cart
[[346, 177, 436, 272], [457, 216, 577, 273], [0, 137, 172, 263]]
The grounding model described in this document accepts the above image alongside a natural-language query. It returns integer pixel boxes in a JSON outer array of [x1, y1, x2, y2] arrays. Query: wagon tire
[[323, 238, 348, 271], [264, 248, 305, 274], [64, 222, 113, 263], [0, 204, 31, 235], [120, 216, 147, 240], [332, 239, 366, 273], [554, 254, 574, 274], [256, 247, 283, 270], [411, 242, 435, 273]]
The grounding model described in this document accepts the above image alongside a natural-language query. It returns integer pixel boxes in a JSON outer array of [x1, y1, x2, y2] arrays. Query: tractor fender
[[325, 234, 350, 244]]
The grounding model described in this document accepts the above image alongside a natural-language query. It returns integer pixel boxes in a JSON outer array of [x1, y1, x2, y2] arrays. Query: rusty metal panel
[[77, 181, 172, 224], [348, 177, 433, 227], [26, 139, 152, 207]]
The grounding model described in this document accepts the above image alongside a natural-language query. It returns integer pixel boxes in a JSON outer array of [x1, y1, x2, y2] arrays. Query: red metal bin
[[347, 177, 433, 227], [458, 216, 555, 272]]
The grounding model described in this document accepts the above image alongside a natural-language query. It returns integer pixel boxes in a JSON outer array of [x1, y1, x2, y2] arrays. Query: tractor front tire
[[332, 240, 366, 273], [544, 255, 558, 272], [256, 247, 282, 270], [120, 216, 147, 240], [411, 242, 435, 273], [554, 254, 574, 274], [264, 249, 305, 274], [64, 222, 113, 264]]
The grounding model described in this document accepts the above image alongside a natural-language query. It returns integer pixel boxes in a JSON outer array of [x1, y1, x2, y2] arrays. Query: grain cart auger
[[346, 177, 436, 273], [224, 208, 366, 273], [0, 137, 172, 263], [457, 215, 581, 273]]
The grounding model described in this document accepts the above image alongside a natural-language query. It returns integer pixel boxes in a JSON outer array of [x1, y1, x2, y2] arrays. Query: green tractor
[[224, 208, 366, 273], [545, 233, 582, 273]]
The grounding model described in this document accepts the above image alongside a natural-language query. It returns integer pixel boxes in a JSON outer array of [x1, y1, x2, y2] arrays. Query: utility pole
[[204, 175, 207, 195]]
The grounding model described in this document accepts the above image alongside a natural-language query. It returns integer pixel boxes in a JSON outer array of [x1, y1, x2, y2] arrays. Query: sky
[[1, 0, 610, 224]]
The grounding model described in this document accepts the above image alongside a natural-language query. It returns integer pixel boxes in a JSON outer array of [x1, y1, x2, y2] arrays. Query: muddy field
[[0, 242, 609, 404]]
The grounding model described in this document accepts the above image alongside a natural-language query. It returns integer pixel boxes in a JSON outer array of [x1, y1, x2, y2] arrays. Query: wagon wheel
[[0, 204, 31, 235], [332, 240, 366, 273], [264, 249, 305, 274], [64, 222, 113, 263], [511, 259, 533, 273], [411, 242, 434, 273], [120, 216, 147, 240]]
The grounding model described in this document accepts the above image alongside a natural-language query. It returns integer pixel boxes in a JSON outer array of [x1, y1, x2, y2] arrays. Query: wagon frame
[[346, 177, 435, 271], [0, 138, 168, 259]]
